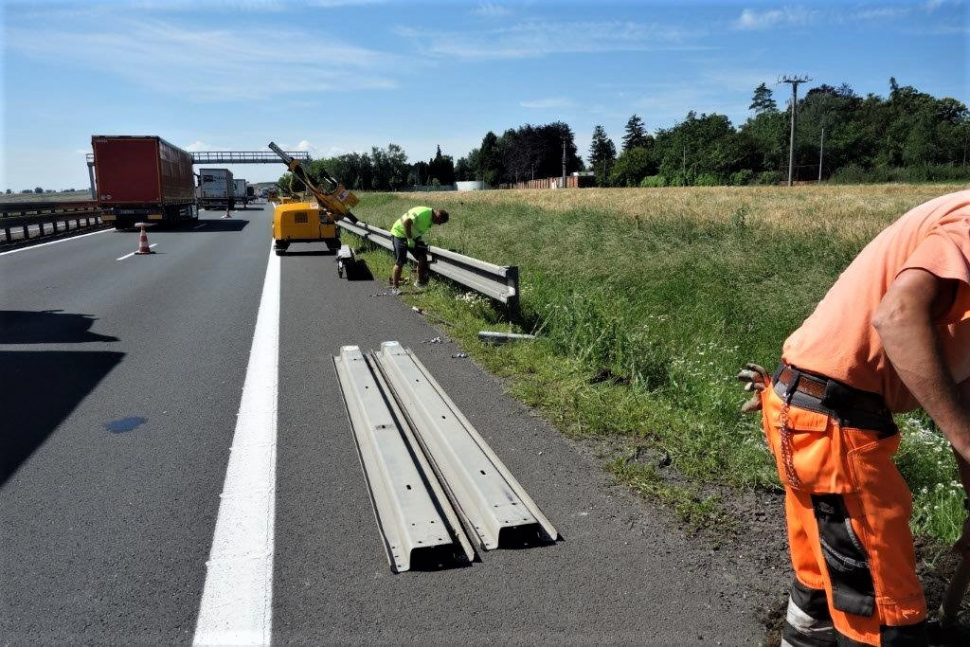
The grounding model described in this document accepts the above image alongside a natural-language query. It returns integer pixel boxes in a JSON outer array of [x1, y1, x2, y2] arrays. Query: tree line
[[287, 78, 968, 192], [588, 78, 968, 187]]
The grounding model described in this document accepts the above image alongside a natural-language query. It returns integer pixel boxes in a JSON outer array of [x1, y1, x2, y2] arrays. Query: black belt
[[773, 363, 896, 436]]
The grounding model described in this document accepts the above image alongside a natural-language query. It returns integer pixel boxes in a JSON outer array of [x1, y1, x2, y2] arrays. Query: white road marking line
[[0, 228, 112, 257], [116, 243, 157, 261], [194, 245, 279, 646]]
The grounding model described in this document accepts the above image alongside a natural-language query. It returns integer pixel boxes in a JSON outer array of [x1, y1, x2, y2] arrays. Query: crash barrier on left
[[1, 201, 104, 243], [336, 220, 519, 307], [334, 341, 557, 573]]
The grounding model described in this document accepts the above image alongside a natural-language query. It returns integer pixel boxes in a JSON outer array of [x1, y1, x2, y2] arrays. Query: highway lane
[[1, 207, 271, 643], [272, 239, 767, 643], [2, 202, 770, 644]]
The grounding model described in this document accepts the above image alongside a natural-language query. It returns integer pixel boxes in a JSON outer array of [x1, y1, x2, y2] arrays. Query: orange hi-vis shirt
[[783, 190, 970, 413]]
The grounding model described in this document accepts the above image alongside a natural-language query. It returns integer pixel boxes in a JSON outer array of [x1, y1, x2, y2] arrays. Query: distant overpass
[[189, 151, 312, 164], [85, 151, 312, 165]]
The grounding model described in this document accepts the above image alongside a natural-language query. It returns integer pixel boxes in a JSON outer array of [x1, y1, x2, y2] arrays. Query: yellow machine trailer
[[272, 201, 340, 255], [268, 141, 360, 257]]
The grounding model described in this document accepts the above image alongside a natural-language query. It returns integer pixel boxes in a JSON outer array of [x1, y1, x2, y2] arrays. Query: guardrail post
[[506, 266, 521, 319], [22, 224, 29, 239], [4, 227, 10, 242]]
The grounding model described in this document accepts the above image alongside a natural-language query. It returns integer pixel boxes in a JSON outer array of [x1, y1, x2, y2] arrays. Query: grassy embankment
[[2, 190, 92, 202], [348, 184, 969, 542]]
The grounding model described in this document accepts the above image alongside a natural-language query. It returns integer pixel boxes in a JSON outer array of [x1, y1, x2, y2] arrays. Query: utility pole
[[780, 75, 811, 187], [818, 125, 825, 183], [561, 137, 567, 189]]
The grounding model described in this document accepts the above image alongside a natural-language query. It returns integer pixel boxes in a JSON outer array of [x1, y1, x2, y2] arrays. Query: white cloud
[[473, 3, 512, 18], [395, 20, 708, 59], [852, 6, 911, 20], [925, 0, 946, 10], [6, 17, 399, 101], [520, 97, 573, 109], [185, 141, 213, 152], [733, 6, 814, 30]]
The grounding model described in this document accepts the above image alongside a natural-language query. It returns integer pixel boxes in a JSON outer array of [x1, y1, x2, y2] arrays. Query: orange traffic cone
[[134, 223, 153, 255]]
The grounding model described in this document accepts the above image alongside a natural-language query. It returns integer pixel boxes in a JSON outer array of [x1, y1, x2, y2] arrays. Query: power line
[[779, 75, 812, 187]]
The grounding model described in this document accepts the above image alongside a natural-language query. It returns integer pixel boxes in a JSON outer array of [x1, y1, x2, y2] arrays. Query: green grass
[[346, 184, 968, 544]]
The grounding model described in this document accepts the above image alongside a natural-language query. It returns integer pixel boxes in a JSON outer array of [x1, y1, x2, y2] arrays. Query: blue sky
[[2, 0, 967, 190]]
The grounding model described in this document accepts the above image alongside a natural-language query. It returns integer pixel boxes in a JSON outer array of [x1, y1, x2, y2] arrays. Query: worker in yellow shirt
[[389, 206, 449, 289]]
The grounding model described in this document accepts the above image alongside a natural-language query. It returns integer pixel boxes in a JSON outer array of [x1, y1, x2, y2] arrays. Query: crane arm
[[268, 141, 359, 223]]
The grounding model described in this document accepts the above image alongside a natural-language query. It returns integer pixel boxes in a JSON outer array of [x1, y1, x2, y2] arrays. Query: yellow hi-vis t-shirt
[[390, 207, 433, 239]]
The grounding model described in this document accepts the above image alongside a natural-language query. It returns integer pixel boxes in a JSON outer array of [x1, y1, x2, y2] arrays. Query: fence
[[500, 175, 596, 190], [1, 201, 104, 244]]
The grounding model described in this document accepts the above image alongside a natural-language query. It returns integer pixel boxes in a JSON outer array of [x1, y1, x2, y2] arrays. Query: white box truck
[[198, 168, 234, 210], [233, 179, 248, 206]]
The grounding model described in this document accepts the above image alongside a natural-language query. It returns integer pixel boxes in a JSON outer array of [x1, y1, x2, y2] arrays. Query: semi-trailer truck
[[198, 168, 235, 210], [92, 135, 197, 229], [233, 179, 248, 207]]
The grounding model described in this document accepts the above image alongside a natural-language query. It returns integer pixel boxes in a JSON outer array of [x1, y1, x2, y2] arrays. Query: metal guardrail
[[337, 220, 519, 306], [373, 342, 558, 549], [1, 201, 104, 243], [333, 345, 474, 573]]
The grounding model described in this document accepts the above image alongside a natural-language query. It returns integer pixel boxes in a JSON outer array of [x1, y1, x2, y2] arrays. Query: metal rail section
[[336, 220, 519, 306], [372, 342, 558, 550], [333, 346, 473, 572], [1, 201, 104, 243]]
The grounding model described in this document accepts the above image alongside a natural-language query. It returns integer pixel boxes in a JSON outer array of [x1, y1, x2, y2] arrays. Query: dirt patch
[[576, 435, 970, 645]]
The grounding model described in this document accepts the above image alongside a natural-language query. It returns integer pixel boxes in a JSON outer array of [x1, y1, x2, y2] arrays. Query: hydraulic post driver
[[268, 141, 360, 255]]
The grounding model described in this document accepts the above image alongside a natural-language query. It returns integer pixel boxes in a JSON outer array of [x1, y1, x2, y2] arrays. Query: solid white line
[[0, 228, 112, 257], [194, 245, 279, 646], [116, 243, 158, 261]]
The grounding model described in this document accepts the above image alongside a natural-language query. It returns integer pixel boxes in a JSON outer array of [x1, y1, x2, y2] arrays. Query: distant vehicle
[[233, 179, 248, 206], [198, 168, 235, 210], [92, 135, 197, 229]]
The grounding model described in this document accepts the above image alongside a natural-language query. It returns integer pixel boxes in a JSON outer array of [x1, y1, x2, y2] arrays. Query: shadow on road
[[346, 260, 374, 281], [163, 219, 250, 233], [496, 523, 561, 550], [0, 350, 124, 485], [0, 310, 119, 344], [281, 248, 337, 256]]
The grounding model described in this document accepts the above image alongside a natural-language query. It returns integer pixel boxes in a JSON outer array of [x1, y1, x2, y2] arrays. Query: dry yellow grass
[[397, 183, 968, 239]]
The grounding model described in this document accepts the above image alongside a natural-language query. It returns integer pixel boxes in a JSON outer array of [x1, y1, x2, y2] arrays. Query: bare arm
[[872, 268, 970, 461], [403, 219, 413, 240]]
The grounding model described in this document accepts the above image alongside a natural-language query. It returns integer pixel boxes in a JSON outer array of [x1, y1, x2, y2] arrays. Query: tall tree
[[750, 83, 777, 113], [477, 131, 502, 186], [588, 125, 617, 186], [370, 143, 409, 191], [622, 114, 649, 151], [427, 145, 456, 185]]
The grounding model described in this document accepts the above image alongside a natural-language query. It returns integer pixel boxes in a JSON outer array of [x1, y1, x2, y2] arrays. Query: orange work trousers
[[760, 381, 927, 646]]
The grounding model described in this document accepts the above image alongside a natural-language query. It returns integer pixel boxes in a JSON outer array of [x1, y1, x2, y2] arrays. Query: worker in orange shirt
[[739, 191, 970, 646]]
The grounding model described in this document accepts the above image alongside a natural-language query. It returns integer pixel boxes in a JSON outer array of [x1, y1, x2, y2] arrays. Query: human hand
[[737, 363, 769, 413]]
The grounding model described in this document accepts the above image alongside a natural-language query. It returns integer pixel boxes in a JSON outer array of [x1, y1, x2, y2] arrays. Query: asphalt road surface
[[1, 204, 770, 645]]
